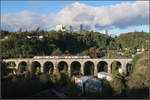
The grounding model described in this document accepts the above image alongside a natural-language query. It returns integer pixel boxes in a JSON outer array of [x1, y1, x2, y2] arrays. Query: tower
[[103, 29, 108, 34], [56, 24, 66, 32], [77, 24, 83, 34], [69, 25, 73, 32]]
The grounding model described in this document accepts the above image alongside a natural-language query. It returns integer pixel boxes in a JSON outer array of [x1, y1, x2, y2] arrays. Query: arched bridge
[[2, 58, 132, 76]]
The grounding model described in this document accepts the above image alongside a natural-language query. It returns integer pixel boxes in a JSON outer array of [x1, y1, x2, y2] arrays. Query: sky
[[1, 1, 149, 35]]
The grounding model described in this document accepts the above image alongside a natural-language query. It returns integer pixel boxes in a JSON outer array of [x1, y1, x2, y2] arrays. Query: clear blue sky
[[2, 1, 135, 15], [1, 1, 149, 35]]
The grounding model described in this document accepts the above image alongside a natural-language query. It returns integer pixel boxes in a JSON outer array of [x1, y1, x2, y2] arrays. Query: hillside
[[115, 32, 149, 51], [124, 51, 150, 98], [0, 30, 149, 59]]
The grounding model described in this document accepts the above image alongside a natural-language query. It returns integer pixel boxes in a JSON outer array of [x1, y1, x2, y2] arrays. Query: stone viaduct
[[2, 58, 132, 77]]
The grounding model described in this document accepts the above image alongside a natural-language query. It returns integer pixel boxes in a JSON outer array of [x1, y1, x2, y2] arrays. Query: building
[[103, 29, 108, 34], [141, 46, 145, 52], [117, 52, 125, 56], [27, 36, 31, 39], [132, 54, 135, 58], [136, 47, 144, 55], [74, 76, 92, 93], [4, 36, 8, 39], [84, 77, 102, 94], [77, 24, 83, 34], [97, 72, 113, 81], [125, 48, 129, 50], [118, 68, 123, 73], [74, 76, 102, 94], [109, 34, 117, 38], [39, 36, 43, 39], [136, 48, 141, 52], [65, 25, 73, 32], [56, 24, 66, 32]]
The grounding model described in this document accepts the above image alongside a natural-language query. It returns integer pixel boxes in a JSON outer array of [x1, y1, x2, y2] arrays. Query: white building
[[27, 36, 31, 39], [132, 54, 135, 58], [110, 34, 117, 38], [136, 48, 141, 52], [56, 24, 66, 32], [103, 29, 108, 34], [141, 46, 145, 52], [118, 68, 123, 73], [97, 72, 113, 81], [39, 36, 43, 39], [77, 24, 83, 34]]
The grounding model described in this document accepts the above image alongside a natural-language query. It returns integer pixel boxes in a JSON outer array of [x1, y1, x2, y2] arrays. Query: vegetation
[[1, 29, 149, 58], [125, 51, 150, 98], [1, 29, 149, 99], [106, 51, 149, 99]]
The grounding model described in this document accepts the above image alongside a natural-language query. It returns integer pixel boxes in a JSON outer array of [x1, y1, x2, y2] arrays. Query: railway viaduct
[[2, 58, 132, 77]]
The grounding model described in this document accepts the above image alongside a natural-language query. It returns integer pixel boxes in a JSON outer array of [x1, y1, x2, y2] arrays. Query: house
[[4, 36, 8, 39], [39, 35, 43, 39], [97, 72, 113, 81], [125, 48, 129, 50], [74, 76, 102, 94], [84, 77, 102, 94], [132, 54, 135, 58], [136, 48, 141, 52], [74, 76, 92, 93], [109, 34, 117, 38], [118, 68, 123, 73], [27, 36, 31, 39]]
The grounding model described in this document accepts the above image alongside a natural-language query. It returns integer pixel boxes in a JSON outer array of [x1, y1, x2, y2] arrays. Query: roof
[[87, 78, 101, 85], [85, 78, 102, 91], [78, 76, 93, 82], [98, 72, 113, 76]]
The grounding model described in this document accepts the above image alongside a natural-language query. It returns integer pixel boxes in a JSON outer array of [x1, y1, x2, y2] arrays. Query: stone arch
[[97, 61, 108, 72], [18, 61, 27, 73], [111, 61, 122, 74], [71, 61, 81, 76], [1, 61, 15, 75], [84, 61, 94, 76], [43, 61, 54, 74], [32, 61, 41, 75], [57, 61, 68, 72], [126, 62, 132, 75]]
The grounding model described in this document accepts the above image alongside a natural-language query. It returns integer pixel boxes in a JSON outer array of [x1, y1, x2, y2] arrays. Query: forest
[[0, 29, 149, 59]]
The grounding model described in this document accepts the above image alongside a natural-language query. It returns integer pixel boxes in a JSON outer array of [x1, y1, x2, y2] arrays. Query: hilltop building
[[65, 25, 73, 33], [103, 29, 108, 34], [56, 24, 66, 32], [109, 34, 117, 38], [56, 24, 73, 32], [77, 24, 83, 34], [56, 24, 88, 34], [136, 46, 145, 55]]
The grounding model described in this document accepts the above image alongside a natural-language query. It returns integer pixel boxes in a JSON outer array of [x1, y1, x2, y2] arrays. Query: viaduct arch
[[2, 58, 132, 77]]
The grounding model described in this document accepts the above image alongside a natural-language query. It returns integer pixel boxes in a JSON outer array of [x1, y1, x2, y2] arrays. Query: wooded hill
[[0, 30, 149, 58]]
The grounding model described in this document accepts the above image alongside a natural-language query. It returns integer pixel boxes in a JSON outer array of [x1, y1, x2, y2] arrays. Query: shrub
[[39, 73, 50, 83], [49, 72, 61, 85], [49, 72, 69, 87], [110, 74, 126, 96], [100, 79, 113, 98]]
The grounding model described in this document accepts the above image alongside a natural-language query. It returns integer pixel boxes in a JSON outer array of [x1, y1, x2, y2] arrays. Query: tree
[[51, 48, 63, 56], [110, 74, 126, 96]]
